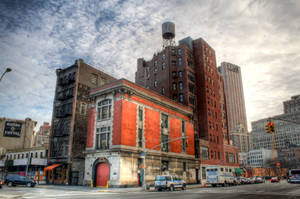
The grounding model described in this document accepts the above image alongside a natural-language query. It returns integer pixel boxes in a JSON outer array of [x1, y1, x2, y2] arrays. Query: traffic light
[[265, 122, 272, 134], [269, 122, 275, 133]]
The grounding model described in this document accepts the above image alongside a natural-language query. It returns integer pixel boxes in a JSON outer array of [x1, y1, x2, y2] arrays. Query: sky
[[0, 0, 299, 131]]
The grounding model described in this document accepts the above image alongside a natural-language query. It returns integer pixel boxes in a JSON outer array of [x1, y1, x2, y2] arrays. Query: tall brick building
[[48, 59, 115, 185], [135, 23, 239, 182]]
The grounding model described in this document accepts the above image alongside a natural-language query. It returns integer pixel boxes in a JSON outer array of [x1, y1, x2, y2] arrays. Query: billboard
[[3, 122, 22, 137]]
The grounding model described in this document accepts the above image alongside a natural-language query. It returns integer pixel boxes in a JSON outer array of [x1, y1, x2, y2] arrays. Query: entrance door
[[96, 163, 110, 187]]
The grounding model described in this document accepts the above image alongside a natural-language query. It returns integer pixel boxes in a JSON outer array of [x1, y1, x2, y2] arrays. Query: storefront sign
[[3, 122, 22, 137]]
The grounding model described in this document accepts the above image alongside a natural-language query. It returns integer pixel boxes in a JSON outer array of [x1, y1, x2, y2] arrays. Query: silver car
[[154, 175, 186, 191]]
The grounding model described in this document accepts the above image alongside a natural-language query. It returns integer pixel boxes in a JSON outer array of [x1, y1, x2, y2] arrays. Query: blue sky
[[0, 0, 300, 131]]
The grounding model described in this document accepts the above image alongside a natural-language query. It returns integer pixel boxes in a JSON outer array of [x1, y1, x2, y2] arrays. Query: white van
[[206, 166, 235, 187]]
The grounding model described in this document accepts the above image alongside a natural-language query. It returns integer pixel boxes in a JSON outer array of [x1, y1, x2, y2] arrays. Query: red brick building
[[135, 24, 239, 183], [84, 79, 197, 187]]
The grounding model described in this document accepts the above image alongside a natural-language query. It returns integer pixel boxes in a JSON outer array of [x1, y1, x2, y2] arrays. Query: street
[[1, 181, 300, 199]]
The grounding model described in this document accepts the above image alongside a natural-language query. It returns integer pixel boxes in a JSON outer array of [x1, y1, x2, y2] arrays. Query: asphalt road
[[1, 181, 300, 199]]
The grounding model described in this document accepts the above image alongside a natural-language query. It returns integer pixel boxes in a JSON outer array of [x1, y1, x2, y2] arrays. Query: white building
[[0, 147, 48, 182], [251, 95, 300, 150], [247, 149, 276, 168]]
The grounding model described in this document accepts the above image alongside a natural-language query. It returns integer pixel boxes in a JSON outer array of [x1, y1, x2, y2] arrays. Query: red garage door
[[96, 163, 110, 187]]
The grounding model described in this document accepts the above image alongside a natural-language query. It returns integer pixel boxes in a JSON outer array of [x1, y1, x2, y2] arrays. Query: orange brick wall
[[185, 121, 195, 155], [170, 117, 182, 153], [120, 100, 137, 146], [113, 100, 122, 146], [144, 108, 160, 150]]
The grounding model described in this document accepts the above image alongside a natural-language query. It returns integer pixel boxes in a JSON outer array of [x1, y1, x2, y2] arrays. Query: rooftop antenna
[[162, 22, 176, 49]]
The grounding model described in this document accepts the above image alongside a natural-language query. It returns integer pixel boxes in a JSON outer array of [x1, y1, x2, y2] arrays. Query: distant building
[[218, 62, 250, 152], [48, 59, 116, 185], [0, 117, 37, 151], [239, 152, 248, 168], [247, 149, 276, 168], [84, 79, 197, 187], [34, 122, 51, 148], [251, 95, 300, 150], [277, 147, 300, 168], [0, 147, 48, 181]]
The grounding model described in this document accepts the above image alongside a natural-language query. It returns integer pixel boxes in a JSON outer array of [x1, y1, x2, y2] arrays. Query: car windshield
[[155, 176, 166, 181]]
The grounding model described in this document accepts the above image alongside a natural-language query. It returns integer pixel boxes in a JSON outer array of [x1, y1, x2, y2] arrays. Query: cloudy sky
[[0, 0, 299, 131]]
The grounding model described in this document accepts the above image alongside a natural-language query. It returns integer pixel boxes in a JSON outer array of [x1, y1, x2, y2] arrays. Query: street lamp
[[0, 68, 12, 82]]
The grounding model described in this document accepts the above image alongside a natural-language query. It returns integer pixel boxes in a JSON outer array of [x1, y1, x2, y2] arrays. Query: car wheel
[[27, 182, 32, 187], [182, 184, 186, 190], [170, 185, 174, 191], [7, 182, 13, 187]]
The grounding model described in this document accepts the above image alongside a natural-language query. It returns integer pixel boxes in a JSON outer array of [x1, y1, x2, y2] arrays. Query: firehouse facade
[[84, 79, 197, 187]]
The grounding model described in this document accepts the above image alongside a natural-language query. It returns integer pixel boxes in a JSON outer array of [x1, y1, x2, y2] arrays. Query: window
[[35, 152, 38, 158], [138, 107, 143, 121], [202, 167, 206, 179], [179, 82, 183, 90], [162, 54, 166, 60], [221, 168, 224, 172], [172, 83, 177, 90], [161, 113, 169, 152], [173, 94, 177, 101], [171, 48, 176, 55], [138, 128, 143, 148], [26, 153, 28, 158], [226, 152, 229, 163], [172, 60, 176, 66], [179, 94, 184, 103], [178, 71, 183, 78], [162, 87, 165, 95], [22, 154, 24, 159], [178, 49, 182, 55], [201, 147, 209, 160], [161, 113, 168, 129], [178, 58, 182, 66], [189, 83, 194, 93], [162, 160, 169, 171], [80, 103, 86, 115], [40, 152, 43, 158], [162, 62, 166, 70], [183, 162, 186, 171], [172, 72, 177, 78], [17, 154, 20, 159], [96, 127, 110, 150], [154, 80, 157, 88], [182, 120, 186, 152], [97, 99, 112, 120]]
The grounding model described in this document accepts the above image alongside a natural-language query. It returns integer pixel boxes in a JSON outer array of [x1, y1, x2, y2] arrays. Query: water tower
[[162, 22, 176, 48]]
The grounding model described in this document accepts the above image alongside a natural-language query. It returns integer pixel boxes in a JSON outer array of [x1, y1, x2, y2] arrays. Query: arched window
[[97, 99, 112, 120]]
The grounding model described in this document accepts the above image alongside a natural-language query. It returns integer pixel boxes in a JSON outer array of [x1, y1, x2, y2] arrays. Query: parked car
[[270, 177, 280, 183], [154, 175, 186, 191], [255, 176, 265, 183], [5, 175, 36, 187], [0, 179, 3, 188], [240, 177, 249, 185]]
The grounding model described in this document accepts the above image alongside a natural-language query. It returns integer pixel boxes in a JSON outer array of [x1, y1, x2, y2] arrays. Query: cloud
[[0, 0, 300, 132]]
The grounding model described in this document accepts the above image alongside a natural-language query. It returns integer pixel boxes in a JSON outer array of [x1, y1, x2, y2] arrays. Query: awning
[[235, 168, 243, 173], [44, 164, 62, 171]]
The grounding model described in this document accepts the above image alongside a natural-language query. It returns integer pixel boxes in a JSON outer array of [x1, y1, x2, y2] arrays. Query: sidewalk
[[35, 184, 206, 192]]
